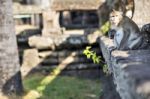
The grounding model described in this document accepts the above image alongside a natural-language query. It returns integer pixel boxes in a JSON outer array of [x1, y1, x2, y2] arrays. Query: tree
[[0, 0, 23, 95]]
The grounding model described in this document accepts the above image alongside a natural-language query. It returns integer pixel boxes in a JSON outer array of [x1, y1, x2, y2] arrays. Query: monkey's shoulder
[[121, 17, 140, 32]]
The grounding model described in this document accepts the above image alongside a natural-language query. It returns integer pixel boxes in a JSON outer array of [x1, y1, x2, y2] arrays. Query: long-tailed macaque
[[109, 10, 145, 50], [141, 23, 150, 45]]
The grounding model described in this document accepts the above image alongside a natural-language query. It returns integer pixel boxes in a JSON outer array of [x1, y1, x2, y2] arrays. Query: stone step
[[35, 63, 100, 71], [17, 32, 101, 50], [19, 47, 100, 57], [38, 48, 100, 58], [39, 56, 93, 65]]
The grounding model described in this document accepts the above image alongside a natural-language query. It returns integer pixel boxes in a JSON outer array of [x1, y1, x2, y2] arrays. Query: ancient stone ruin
[[100, 0, 150, 99], [14, 0, 102, 78], [13, 0, 150, 99]]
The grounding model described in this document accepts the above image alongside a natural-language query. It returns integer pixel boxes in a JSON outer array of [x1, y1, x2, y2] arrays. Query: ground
[[23, 73, 101, 99]]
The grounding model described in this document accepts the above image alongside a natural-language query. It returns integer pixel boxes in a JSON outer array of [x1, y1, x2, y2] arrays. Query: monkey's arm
[[108, 29, 117, 52], [118, 29, 130, 50]]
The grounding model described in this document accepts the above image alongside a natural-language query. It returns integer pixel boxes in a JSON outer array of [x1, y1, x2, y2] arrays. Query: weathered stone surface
[[42, 9, 61, 36], [38, 51, 58, 58], [58, 56, 92, 65], [28, 36, 55, 50], [111, 50, 150, 99], [100, 36, 150, 99], [100, 36, 114, 72], [38, 48, 100, 58], [132, 0, 150, 27], [40, 58, 58, 65], [51, 0, 104, 11], [37, 63, 100, 71], [13, 3, 42, 14], [21, 49, 40, 77], [28, 32, 101, 50], [52, 32, 100, 46], [100, 73, 121, 99], [100, 36, 121, 99]]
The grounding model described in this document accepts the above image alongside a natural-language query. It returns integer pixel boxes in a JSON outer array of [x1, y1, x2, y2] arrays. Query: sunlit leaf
[[83, 46, 109, 74]]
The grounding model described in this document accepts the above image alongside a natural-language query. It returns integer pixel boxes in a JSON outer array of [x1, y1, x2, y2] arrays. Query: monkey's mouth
[[111, 21, 116, 25], [111, 21, 119, 26]]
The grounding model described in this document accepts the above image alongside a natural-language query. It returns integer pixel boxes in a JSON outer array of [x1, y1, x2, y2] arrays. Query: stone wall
[[132, 0, 150, 27], [100, 36, 150, 99], [17, 31, 101, 78]]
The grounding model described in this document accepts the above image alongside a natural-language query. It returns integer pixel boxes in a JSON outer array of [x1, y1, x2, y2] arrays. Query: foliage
[[102, 64, 109, 75], [100, 21, 111, 35], [83, 46, 109, 74], [23, 73, 101, 99], [83, 46, 101, 64]]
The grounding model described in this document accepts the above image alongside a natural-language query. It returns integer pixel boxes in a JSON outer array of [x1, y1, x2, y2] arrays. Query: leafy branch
[[83, 46, 101, 64], [83, 46, 109, 74]]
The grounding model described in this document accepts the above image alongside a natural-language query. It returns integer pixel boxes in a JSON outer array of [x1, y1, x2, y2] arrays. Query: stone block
[[100, 36, 150, 99], [28, 36, 55, 50], [21, 48, 40, 77]]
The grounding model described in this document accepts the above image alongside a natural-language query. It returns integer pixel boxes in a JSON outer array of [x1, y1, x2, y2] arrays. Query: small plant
[[83, 46, 109, 74], [102, 64, 109, 75], [83, 46, 101, 64], [100, 21, 111, 35]]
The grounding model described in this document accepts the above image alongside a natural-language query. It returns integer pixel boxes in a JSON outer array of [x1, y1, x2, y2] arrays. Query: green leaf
[[87, 54, 91, 59], [86, 46, 91, 50], [83, 50, 88, 55]]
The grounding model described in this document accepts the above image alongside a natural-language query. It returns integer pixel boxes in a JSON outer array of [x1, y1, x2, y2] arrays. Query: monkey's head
[[109, 9, 123, 27]]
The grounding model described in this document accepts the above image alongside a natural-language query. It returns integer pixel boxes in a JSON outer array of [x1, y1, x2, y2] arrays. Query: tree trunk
[[0, 0, 23, 95]]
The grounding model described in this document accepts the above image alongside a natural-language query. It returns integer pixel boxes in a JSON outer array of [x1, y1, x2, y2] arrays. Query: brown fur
[[109, 10, 144, 50]]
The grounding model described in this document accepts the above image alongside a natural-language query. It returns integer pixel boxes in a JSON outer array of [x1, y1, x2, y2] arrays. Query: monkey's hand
[[107, 46, 116, 60], [108, 29, 116, 39], [108, 46, 116, 53], [107, 46, 116, 73]]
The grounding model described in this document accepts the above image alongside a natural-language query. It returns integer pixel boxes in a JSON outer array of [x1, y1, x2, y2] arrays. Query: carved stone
[[100, 36, 150, 99], [28, 36, 55, 50], [21, 49, 40, 77]]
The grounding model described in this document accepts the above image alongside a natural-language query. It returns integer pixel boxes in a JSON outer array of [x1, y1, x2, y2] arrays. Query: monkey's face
[[109, 10, 123, 26]]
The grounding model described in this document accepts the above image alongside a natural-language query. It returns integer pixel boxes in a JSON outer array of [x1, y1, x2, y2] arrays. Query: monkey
[[141, 23, 150, 32], [140, 23, 150, 47], [109, 9, 145, 50], [107, 10, 146, 72], [125, 0, 134, 19], [121, 0, 134, 18]]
